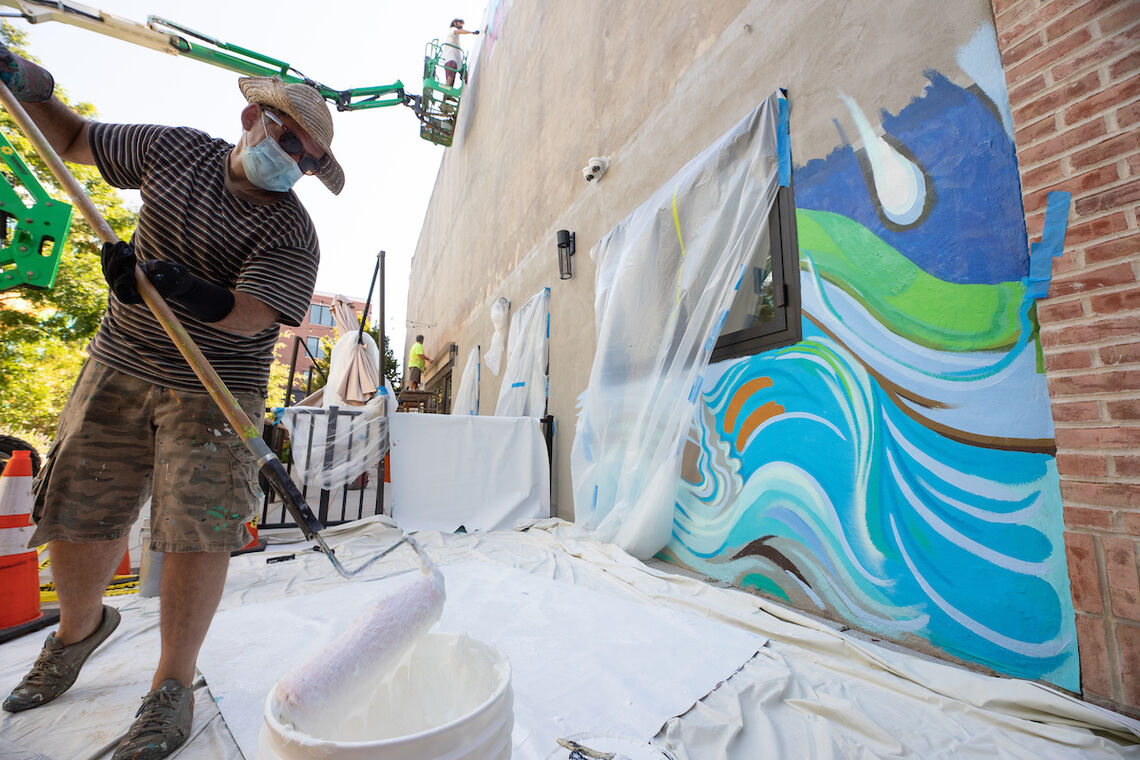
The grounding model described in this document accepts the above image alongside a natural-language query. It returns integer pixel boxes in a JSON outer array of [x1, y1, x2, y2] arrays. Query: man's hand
[[0, 43, 54, 103], [99, 242, 235, 322], [141, 260, 235, 323], [141, 260, 198, 300], [473, 30, 481, 34], [100, 241, 143, 304]]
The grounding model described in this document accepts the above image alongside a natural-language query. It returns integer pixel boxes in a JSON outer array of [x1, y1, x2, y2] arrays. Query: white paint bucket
[[258, 633, 512, 760]]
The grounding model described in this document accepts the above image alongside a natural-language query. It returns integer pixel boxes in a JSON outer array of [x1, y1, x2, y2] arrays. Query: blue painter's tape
[[1023, 190, 1071, 300], [777, 92, 791, 187], [511, 381, 526, 388]]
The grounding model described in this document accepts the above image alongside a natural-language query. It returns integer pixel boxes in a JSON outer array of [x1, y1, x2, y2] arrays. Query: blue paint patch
[[795, 72, 1027, 284], [1024, 191, 1071, 300], [777, 92, 791, 187]]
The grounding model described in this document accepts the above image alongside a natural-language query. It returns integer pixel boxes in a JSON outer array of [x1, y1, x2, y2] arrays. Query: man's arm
[[103, 244, 275, 335], [214, 291, 278, 336], [0, 46, 94, 165], [19, 97, 94, 165]]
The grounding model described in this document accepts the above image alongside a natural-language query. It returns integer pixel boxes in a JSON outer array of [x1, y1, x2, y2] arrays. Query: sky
[[7, 0, 487, 363]]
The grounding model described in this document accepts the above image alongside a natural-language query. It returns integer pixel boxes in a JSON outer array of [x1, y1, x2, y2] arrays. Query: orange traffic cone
[[232, 516, 266, 556], [0, 449, 59, 643], [114, 548, 132, 577]]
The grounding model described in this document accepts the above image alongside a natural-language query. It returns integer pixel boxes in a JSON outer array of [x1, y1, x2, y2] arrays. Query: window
[[308, 304, 334, 327], [304, 336, 324, 359], [711, 186, 801, 361]]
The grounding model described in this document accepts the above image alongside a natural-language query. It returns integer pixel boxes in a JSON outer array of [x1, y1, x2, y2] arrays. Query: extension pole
[[0, 83, 348, 566]]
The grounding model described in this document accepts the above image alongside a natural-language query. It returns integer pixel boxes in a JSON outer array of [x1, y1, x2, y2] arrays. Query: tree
[[0, 23, 138, 441]]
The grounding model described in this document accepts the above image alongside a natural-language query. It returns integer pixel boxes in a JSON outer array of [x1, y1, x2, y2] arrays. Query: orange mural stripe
[[725, 377, 774, 432], [736, 401, 785, 452]]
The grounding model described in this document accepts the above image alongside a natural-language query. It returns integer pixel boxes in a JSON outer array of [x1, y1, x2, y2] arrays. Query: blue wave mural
[[666, 29, 1077, 689]]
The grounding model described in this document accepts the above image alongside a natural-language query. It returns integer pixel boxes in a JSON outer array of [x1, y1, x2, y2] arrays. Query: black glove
[[473, 30, 481, 34], [100, 241, 143, 304], [141, 260, 235, 323], [0, 43, 54, 103], [100, 242, 235, 323]]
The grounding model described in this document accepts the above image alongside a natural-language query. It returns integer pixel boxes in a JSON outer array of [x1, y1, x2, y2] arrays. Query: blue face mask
[[241, 114, 303, 192]]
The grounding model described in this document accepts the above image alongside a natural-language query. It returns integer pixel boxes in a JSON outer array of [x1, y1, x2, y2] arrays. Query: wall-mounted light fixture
[[556, 230, 576, 280]]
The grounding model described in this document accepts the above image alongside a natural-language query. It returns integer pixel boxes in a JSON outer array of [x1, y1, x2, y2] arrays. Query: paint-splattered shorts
[[29, 359, 265, 553]]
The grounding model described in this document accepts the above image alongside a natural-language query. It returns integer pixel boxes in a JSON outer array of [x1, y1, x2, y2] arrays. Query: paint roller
[[271, 535, 446, 739]]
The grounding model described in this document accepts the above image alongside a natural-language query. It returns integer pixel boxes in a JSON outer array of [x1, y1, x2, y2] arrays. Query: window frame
[[710, 184, 801, 362], [304, 335, 324, 359], [308, 303, 334, 327]]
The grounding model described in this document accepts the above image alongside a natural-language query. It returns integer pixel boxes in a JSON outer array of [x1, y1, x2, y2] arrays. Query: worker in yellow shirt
[[408, 334, 432, 390]]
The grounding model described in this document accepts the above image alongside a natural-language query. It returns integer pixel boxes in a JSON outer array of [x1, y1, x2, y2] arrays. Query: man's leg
[[110, 550, 224, 758], [153, 550, 229, 689], [51, 537, 127, 644]]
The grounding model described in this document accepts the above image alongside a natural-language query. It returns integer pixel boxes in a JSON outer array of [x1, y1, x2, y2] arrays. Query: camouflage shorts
[[30, 359, 265, 553]]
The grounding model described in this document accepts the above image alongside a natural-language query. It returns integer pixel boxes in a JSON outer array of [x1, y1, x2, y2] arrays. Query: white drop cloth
[[197, 559, 765, 759], [2, 519, 1138, 760], [388, 413, 550, 531]]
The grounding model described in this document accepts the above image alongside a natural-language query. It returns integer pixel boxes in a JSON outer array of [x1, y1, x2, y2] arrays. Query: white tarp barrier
[[388, 413, 549, 532], [571, 93, 783, 560], [484, 296, 510, 376], [495, 288, 550, 417], [4, 520, 1138, 760], [451, 345, 481, 415]]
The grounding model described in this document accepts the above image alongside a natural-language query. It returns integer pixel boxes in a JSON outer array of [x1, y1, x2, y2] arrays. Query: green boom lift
[[419, 38, 469, 147], [0, 130, 72, 290], [0, 0, 473, 290], [0, 0, 468, 141]]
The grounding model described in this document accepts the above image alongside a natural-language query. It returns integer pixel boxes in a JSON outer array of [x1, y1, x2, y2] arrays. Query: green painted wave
[[796, 209, 1025, 351]]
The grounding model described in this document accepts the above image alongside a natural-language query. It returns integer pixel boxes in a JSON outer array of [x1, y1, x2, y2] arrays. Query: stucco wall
[[406, 0, 1077, 691], [407, 0, 988, 514]]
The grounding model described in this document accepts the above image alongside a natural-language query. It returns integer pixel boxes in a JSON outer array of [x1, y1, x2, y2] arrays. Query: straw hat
[[238, 76, 345, 195]]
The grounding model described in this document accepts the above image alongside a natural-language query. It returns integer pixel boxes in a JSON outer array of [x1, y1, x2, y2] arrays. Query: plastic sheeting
[[278, 398, 389, 492], [388, 413, 549, 532], [452, 345, 481, 415], [571, 92, 783, 560], [495, 288, 550, 417], [4, 519, 1139, 760], [277, 331, 393, 491], [484, 296, 510, 376]]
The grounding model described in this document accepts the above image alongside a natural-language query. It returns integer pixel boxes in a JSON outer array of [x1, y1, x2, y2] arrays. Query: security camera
[[582, 156, 610, 182]]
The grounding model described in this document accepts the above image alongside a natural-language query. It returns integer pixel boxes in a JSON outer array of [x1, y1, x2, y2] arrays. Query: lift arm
[[0, 0, 409, 111]]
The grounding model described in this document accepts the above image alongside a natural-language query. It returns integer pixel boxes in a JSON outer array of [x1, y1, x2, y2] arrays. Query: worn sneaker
[[3, 604, 121, 712], [111, 679, 194, 760]]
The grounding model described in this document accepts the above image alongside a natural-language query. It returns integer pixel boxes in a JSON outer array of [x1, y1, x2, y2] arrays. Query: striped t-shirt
[[86, 122, 319, 396]]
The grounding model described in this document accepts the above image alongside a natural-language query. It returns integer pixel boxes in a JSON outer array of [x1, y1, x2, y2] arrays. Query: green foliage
[[266, 329, 297, 412], [0, 22, 138, 440]]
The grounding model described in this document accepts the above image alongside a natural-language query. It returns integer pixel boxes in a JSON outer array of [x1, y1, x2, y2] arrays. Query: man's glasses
[[263, 110, 323, 175]]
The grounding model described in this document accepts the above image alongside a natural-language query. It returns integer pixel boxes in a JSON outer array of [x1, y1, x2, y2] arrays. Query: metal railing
[[259, 405, 387, 529]]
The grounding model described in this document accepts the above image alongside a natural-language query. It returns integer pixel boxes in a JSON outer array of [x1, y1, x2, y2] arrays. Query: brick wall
[[992, 0, 1139, 715]]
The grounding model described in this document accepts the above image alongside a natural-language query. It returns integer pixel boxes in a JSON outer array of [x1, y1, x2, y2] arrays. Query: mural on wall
[[664, 26, 1079, 690]]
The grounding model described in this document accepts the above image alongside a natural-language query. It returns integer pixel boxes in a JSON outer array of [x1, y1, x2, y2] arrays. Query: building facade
[[404, 0, 1139, 714]]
